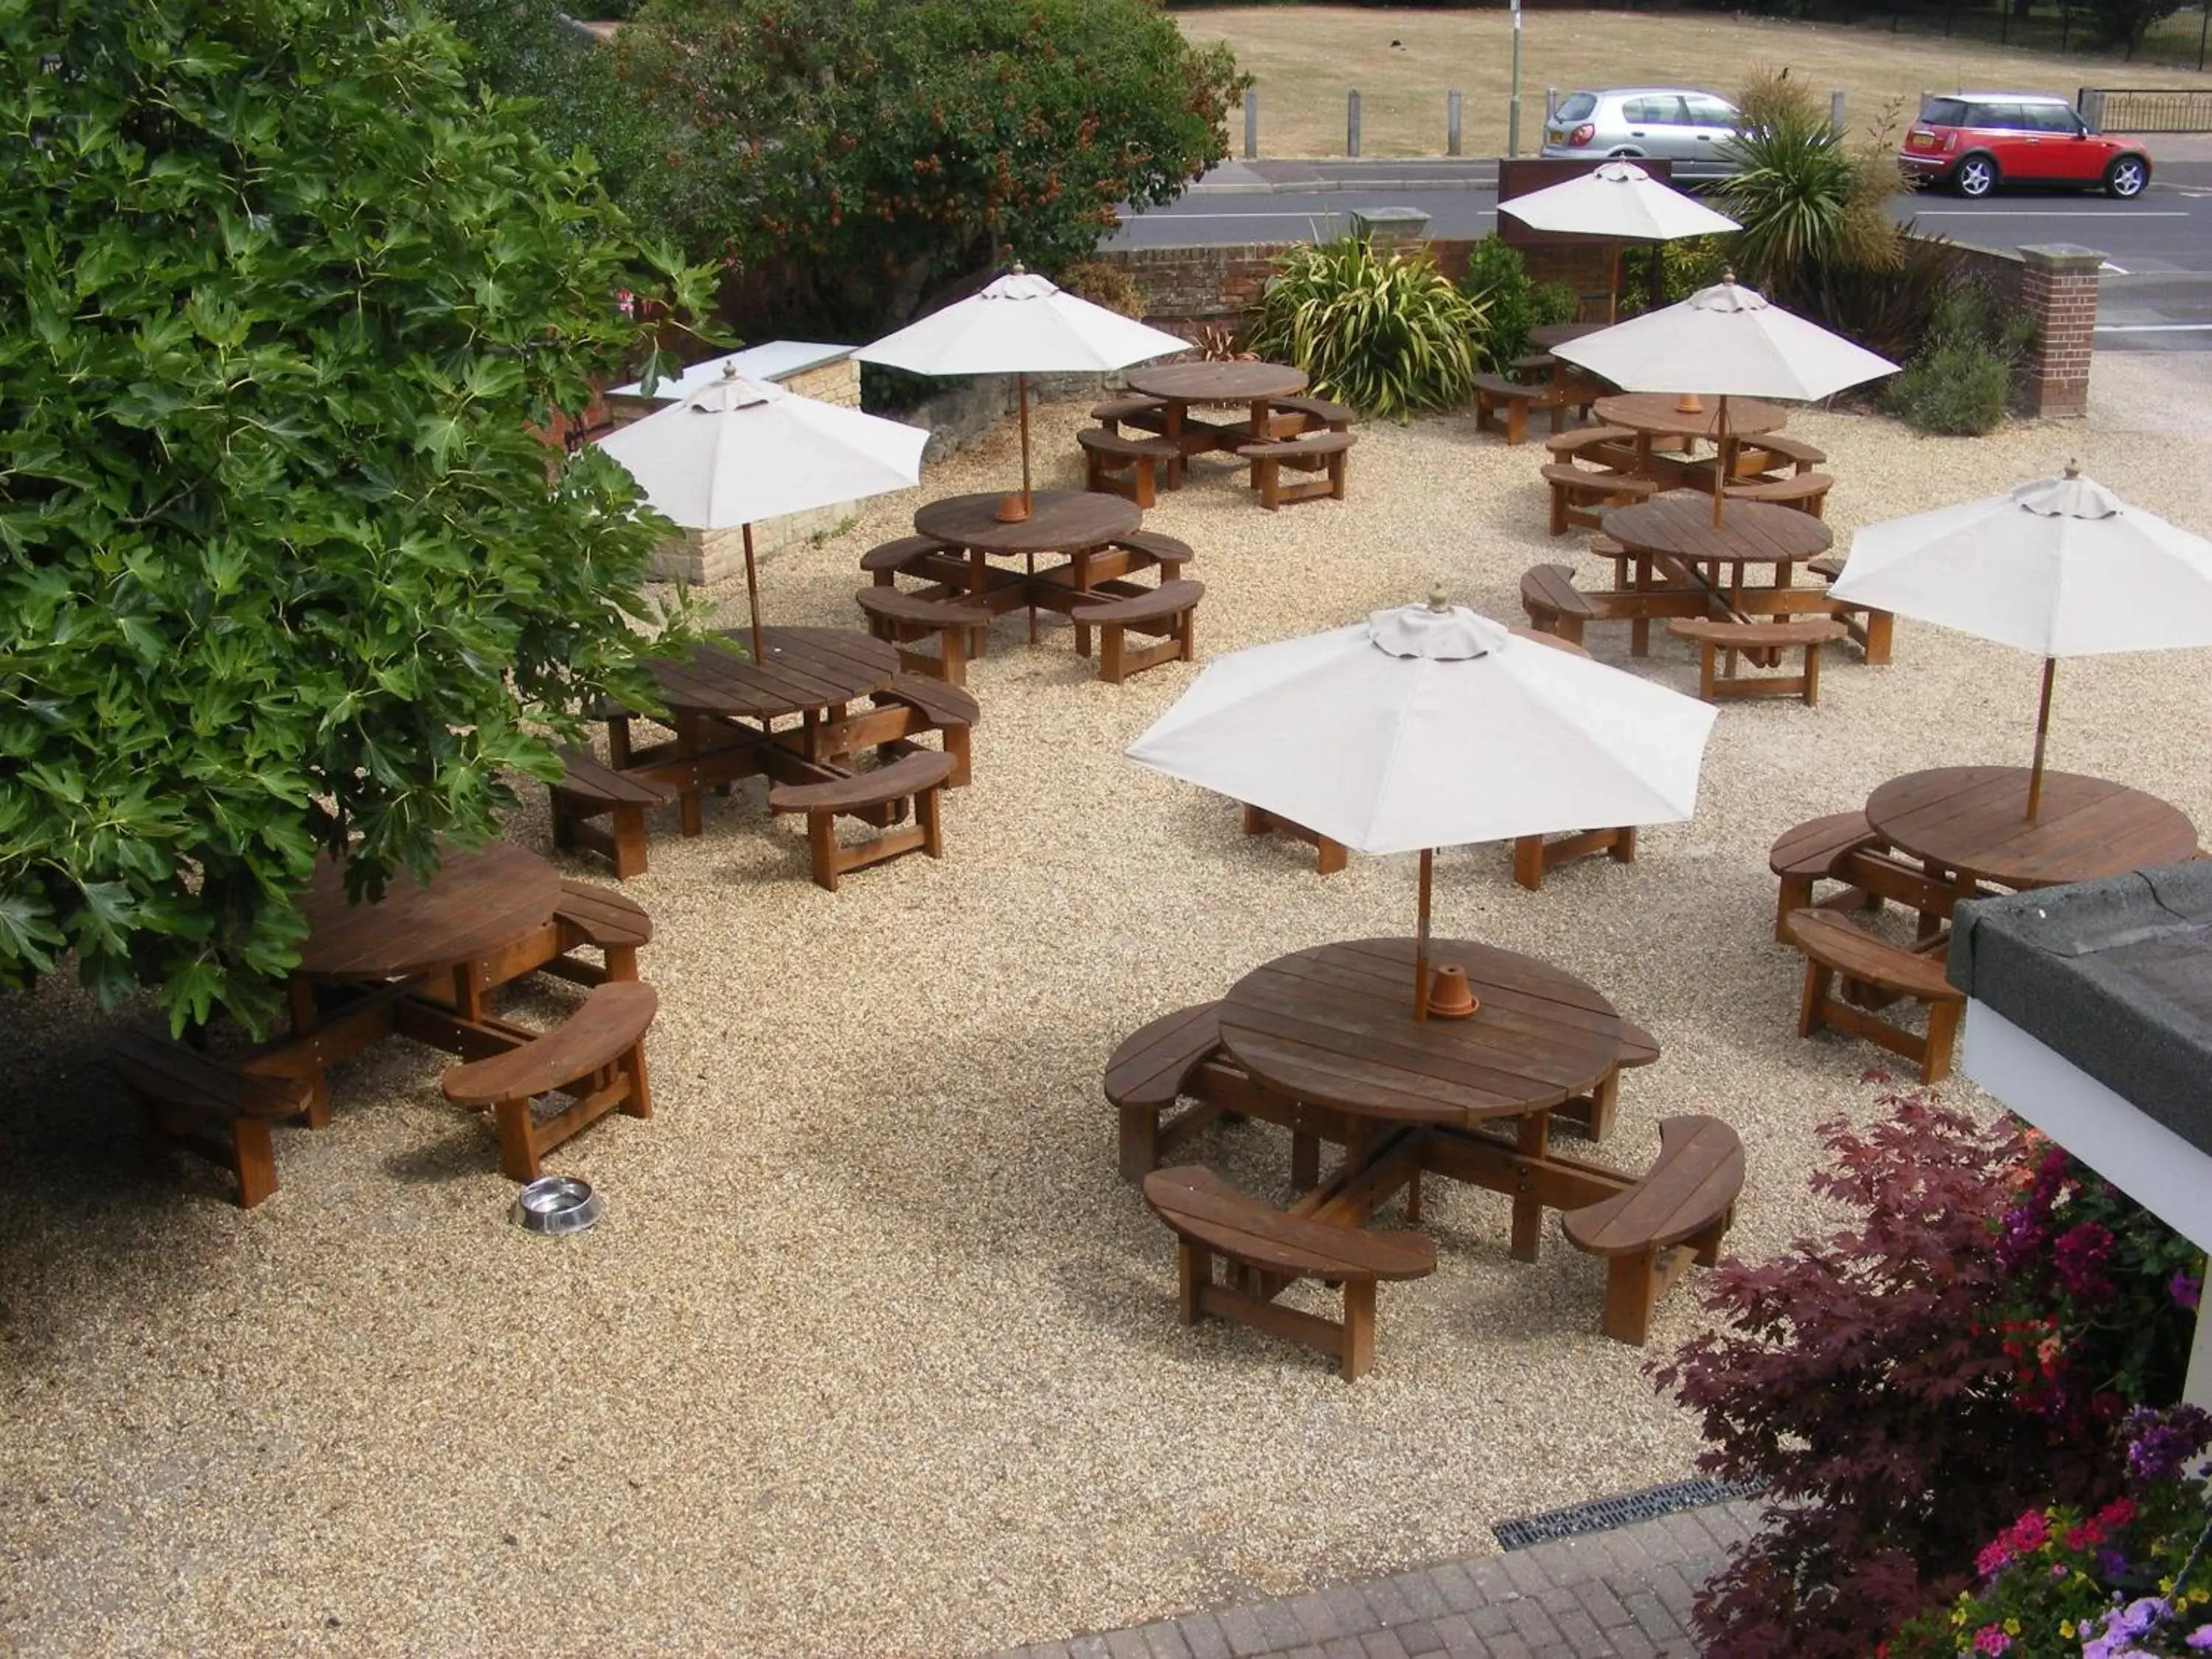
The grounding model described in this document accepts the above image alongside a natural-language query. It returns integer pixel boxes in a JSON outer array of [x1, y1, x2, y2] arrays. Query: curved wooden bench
[[114, 1032, 312, 1208], [442, 980, 657, 1182], [1669, 616, 1847, 706], [1109, 530, 1194, 577], [872, 673, 979, 788], [1238, 429, 1353, 511], [860, 535, 956, 587], [1074, 579, 1203, 684], [1725, 472, 1835, 520], [1474, 371, 1578, 447], [1563, 1114, 1744, 1345], [1091, 394, 1167, 434], [1786, 909, 1964, 1085], [768, 745, 956, 891], [1557, 1018, 1662, 1143], [550, 747, 675, 882], [1144, 1166, 1437, 1380], [1540, 462, 1656, 538], [1269, 394, 1354, 433], [855, 585, 992, 689], [1519, 563, 1603, 646], [1769, 811, 1882, 942], [544, 878, 653, 987], [1543, 425, 1637, 467], [1106, 1004, 1249, 1181], [1804, 553, 1895, 667], [1078, 426, 1181, 509]]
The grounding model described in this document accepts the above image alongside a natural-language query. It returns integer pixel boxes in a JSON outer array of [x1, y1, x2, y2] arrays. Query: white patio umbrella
[[853, 268, 1189, 523], [1554, 274, 1898, 524], [1127, 593, 1717, 1018], [1827, 464, 2212, 819], [1497, 161, 1739, 321], [596, 364, 928, 659]]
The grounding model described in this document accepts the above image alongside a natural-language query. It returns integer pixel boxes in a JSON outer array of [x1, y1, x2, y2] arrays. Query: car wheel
[[1953, 155, 1997, 198], [2105, 156, 2149, 199]]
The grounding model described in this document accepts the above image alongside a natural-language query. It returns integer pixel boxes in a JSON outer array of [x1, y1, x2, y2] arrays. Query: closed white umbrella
[[1128, 592, 1717, 1015], [597, 364, 927, 658], [1554, 275, 1898, 522], [1498, 161, 1739, 321], [854, 268, 1189, 522], [1828, 464, 2212, 817]]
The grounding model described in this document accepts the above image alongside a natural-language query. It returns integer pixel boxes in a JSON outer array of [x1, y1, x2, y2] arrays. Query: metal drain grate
[[1492, 1478, 1764, 1551]]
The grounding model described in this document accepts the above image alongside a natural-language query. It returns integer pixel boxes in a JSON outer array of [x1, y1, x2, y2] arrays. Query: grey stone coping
[[1948, 862, 2212, 1154]]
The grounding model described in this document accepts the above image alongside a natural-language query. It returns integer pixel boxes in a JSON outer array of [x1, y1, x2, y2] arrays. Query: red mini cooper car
[[1899, 93, 2152, 198]]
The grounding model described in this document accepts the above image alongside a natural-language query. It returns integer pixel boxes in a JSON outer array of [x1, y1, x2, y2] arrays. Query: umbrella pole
[[1711, 394, 1730, 527], [1413, 848, 1433, 1023], [742, 521, 765, 662], [996, 372, 1034, 524], [2026, 656, 2056, 821], [1608, 246, 1621, 324]]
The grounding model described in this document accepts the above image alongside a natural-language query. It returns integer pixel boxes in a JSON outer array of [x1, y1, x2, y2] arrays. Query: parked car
[[1899, 93, 2152, 199], [1540, 88, 1744, 182]]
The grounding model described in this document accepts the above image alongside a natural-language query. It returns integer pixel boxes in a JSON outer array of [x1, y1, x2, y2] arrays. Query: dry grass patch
[[1175, 4, 2212, 158]]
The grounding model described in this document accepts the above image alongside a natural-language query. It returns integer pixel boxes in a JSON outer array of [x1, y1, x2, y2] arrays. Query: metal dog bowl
[[512, 1176, 603, 1236]]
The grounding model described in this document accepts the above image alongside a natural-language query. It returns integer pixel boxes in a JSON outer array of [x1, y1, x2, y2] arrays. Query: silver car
[[1540, 88, 1743, 182]]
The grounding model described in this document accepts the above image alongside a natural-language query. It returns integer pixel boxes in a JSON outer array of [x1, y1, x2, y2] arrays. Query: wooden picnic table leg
[[1071, 548, 1096, 657], [1510, 1110, 1555, 1262], [673, 714, 707, 835], [1163, 400, 1188, 487], [283, 978, 333, 1127], [1629, 553, 1656, 657]]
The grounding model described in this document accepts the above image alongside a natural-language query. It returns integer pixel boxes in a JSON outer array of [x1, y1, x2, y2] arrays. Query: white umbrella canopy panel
[[853, 269, 1189, 520], [595, 364, 928, 656], [1828, 465, 2212, 817], [1497, 161, 1739, 321], [1128, 597, 1717, 1014], [1552, 275, 1898, 522]]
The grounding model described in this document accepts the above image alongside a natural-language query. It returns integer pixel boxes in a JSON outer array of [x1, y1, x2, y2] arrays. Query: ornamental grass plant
[[1249, 237, 1486, 420]]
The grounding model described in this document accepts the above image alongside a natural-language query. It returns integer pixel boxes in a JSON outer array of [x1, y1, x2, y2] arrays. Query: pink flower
[[1974, 1624, 2012, 1655], [1977, 1539, 2014, 1578]]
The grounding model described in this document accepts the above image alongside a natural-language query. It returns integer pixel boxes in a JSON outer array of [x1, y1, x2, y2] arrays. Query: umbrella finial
[[1427, 584, 1451, 613], [2065, 457, 2081, 479], [720, 361, 739, 380]]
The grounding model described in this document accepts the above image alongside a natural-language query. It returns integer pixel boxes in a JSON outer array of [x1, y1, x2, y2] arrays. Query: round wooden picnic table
[[1865, 766, 2199, 893], [1530, 322, 1605, 352], [912, 489, 1140, 559], [1592, 394, 1790, 446], [296, 841, 561, 984], [1124, 360, 1308, 406], [1217, 937, 1622, 1127], [647, 625, 899, 722], [1602, 495, 1833, 568]]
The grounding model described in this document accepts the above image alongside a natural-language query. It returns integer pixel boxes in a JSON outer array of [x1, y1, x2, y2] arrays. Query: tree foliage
[[612, 0, 1246, 335], [1717, 72, 1905, 305], [0, 0, 713, 1032]]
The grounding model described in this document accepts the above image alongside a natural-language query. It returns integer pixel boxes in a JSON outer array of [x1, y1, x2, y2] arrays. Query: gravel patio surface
[[4, 369, 2209, 1657]]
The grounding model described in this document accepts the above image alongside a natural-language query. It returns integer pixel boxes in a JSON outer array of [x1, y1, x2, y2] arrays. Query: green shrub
[[1054, 260, 1147, 320], [1887, 279, 2021, 436], [1458, 234, 1576, 368], [1250, 237, 1485, 420], [1620, 234, 1733, 316]]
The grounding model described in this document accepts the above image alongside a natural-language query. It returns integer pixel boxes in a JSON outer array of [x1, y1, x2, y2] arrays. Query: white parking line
[[1157, 209, 1497, 219], [1910, 209, 2189, 218], [2094, 322, 2212, 333], [2101, 262, 2131, 274]]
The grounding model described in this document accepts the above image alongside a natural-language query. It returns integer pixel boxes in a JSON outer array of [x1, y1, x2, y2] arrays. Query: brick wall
[[2017, 244, 2101, 420]]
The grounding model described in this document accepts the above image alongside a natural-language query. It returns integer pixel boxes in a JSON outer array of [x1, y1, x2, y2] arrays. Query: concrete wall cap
[[2020, 243, 2107, 271]]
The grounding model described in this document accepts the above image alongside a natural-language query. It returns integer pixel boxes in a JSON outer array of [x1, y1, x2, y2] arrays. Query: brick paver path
[[984, 1497, 1758, 1659]]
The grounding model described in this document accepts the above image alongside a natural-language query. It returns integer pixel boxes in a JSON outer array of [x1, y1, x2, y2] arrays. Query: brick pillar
[[2018, 243, 2102, 418]]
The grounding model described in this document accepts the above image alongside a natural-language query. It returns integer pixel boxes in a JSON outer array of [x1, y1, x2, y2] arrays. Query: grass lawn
[[1174, 4, 2212, 158]]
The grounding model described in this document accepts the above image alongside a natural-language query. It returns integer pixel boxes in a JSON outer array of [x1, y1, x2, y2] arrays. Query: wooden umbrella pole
[[1018, 371, 1032, 512], [1413, 848, 1434, 1023], [1608, 245, 1621, 324], [742, 521, 765, 662], [2026, 655, 2057, 821], [1710, 393, 1731, 527]]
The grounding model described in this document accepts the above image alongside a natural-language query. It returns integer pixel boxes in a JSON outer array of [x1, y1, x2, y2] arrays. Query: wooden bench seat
[[1668, 616, 1848, 706], [768, 745, 956, 891], [1268, 394, 1354, 433], [442, 980, 658, 1181], [859, 535, 956, 585], [1768, 811, 1884, 942], [855, 585, 992, 688], [1238, 429, 1353, 511], [1473, 372, 1594, 446], [1091, 394, 1167, 434], [1563, 1114, 1744, 1345], [873, 673, 980, 788], [1540, 462, 1657, 537], [550, 747, 675, 881], [1557, 1018, 1660, 1143], [1724, 472, 1835, 519], [1105, 1003, 1251, 1180], [1511, 822, 1637, 893], [1075, 579, 1203, 684], [1786, 909, 1965, 1084], [1543, 426, 1638, 470], [1079, 426, 1182, 509], [114, 1032, 312, 1208], [1804, 554, 1896, 667], [1144, 1165, 1437, 1380], [1107, 530, 1194, 578], [546, 879, 652, 986], [1520, 562, 1638, 647]]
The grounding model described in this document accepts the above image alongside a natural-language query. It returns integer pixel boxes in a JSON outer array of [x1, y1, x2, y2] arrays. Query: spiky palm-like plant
[[1717, 74, 1905, 313], [1249, 237, 1486, 421]]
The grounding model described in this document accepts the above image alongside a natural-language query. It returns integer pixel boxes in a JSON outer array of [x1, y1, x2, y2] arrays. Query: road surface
[[1112, 157, 2212, 351]]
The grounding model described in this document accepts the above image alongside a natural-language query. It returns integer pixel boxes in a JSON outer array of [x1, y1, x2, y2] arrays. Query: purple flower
[[2124, 1405, 2212, 1484], [2171, 1270, 2202, 1311], [2186, 1628, 2212, 1650]]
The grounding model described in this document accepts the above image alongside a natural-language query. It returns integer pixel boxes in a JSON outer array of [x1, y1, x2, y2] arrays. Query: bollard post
[[1545, 87, 1559, 119], [1243, 86, 1258, 159], [1830, 90, 1847, 134], [1447, 90, 1463, 156], [1348, 89, 1361, 157]]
